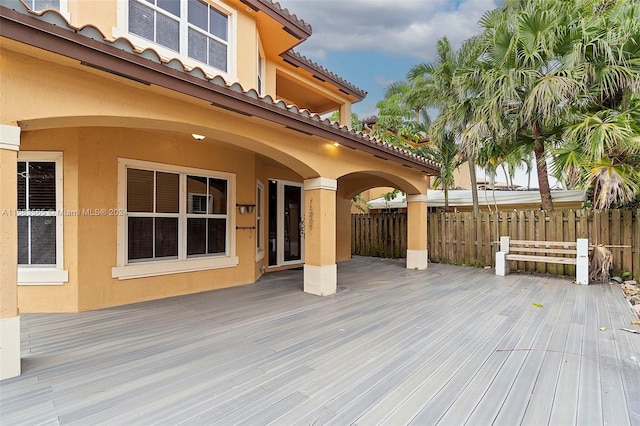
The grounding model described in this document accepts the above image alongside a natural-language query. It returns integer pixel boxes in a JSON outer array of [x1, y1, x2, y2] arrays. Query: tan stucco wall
[[18, 127, 264, 312], [3, 37, 432, 312], [67, 0, 116, 33]]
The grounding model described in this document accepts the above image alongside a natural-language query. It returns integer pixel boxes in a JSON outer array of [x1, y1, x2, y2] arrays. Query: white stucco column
[[0, 124, 21, 380], [406, 194, 428, 270], [303, 177, 337, 296]]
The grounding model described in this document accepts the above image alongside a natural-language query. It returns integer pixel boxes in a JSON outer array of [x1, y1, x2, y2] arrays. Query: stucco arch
[[337, 170, 426, 200], [18, 115, 320, 178]]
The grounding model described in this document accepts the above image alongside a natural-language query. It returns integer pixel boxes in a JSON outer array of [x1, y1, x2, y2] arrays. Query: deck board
[[1, 257, 639, 425]]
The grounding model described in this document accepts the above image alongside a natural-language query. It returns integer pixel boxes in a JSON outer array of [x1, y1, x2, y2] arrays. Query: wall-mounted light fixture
[[237, 203, 255, 214], [192, 133, 206, 140], [333, 142, 340, 147]]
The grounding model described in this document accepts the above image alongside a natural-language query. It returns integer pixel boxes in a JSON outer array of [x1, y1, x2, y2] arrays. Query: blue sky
[[279, 0, 500, 118], [277, 0, 553, 188]]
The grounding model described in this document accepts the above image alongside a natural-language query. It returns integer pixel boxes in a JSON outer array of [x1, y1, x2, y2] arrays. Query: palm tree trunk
[[500, 164, 511, 189], [533, 123, 554, 211], [468, 159, 479, 213], [444, 187, 449, 211]]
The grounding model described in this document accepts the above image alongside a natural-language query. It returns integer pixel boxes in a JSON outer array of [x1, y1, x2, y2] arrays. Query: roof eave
[[0, 6, 440, 176], [239, 0, 312, 41], [281, 50, 367, 101]]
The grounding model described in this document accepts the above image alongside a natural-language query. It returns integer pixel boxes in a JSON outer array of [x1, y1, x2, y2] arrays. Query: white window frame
[[114, 0, 238, 82], [112, 158, 237, 280], [257, 37, 265, 96], [17, 151, 69, 285], [23, 0, 70, 19], [255, 179, 264, 261]]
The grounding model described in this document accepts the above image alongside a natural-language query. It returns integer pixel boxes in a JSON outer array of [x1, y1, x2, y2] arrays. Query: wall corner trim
[[304, 177, 337, 191], [407, 194, 428, 203], [0, 125, 21, 151]]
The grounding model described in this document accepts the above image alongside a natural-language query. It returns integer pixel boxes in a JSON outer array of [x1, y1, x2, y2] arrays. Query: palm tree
[[373, 81, 428, 148], [406, 37, 484, 212], [475, 0, 587, 211], [416, 133, 465, 211], [559, 0, 640, 208], [476, 0, 640, 210]]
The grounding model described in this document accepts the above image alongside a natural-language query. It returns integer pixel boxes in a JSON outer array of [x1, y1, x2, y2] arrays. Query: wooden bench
[[495, 236, 589, 285]]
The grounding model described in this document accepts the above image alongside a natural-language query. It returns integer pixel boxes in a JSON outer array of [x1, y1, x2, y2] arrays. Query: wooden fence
[[351, 213, 407, 258], [352, 209, 640, 280]]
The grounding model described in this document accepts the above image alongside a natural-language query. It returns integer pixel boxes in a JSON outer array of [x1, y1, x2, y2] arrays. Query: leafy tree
[[373, 81, 429, 148]]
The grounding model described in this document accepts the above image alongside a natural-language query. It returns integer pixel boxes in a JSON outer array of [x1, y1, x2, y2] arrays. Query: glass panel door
[[283, 185, 302, 262], [267, 180, 304, 266]]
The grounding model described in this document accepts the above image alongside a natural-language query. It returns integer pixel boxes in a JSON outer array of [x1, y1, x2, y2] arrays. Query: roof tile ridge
[[260, 0, 311, 32], [5, 1, 438, 171], [287, 49, 367, 96]]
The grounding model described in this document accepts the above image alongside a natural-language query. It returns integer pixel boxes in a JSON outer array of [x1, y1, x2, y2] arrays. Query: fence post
[[576, 238, 589, 285]]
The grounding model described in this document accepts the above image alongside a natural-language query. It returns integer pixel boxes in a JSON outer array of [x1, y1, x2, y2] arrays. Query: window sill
[[255, 250, 265, 262], [112, 256, 239, 280], [18, 269, 69, 286]]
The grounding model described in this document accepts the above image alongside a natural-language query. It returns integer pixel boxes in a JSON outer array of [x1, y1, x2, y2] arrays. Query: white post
[[576, 238, 589, 285], [495, 236, 510, 276], [500, 236, 510, 253], [0, 124, 21, 380]]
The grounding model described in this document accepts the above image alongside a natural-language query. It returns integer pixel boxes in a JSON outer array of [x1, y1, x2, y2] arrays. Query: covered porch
[[1, 257, 639, 425]]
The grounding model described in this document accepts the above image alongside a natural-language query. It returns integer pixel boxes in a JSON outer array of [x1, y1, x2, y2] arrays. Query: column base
[[495, 252, 509, 276], [407, 249, 428, 270], [0, 316, 21, 380], [304, 264, 337, 296]]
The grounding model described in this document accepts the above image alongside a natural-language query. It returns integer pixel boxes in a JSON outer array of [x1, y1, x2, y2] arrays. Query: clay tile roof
[[0, 3, 440, 175], [241, 0, 312, 39], [281, 50, 367, 100], [258, 0, 312, 32], [361, 116, 379, 126]]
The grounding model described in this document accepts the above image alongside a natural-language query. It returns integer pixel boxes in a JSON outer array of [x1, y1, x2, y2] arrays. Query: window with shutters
[[17, 152, 68, 285], [113, 158, 238, 280]]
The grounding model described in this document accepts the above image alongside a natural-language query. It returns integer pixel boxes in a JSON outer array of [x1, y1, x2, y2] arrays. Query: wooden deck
[[1, 257, 639, 425]]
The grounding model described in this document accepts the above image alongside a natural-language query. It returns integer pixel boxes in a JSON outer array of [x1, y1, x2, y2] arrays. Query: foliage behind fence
[[352, 209, 640, 280]]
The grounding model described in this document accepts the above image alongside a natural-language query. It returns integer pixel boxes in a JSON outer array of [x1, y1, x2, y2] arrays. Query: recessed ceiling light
[[192, 133, 205, 140], [333, 142, 340, 147]]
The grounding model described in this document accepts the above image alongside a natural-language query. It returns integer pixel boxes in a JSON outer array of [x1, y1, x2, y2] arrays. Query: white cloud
[[374, 75, 396, 87], [280, 0, 498, 62]]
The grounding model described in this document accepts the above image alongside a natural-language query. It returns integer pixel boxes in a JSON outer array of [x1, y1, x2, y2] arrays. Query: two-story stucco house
[[0, 0, 439, 379]]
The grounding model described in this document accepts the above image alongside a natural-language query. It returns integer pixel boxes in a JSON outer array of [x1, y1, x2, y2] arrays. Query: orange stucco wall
[[3, 28, 432, 312], [18, 128, 253, 311]]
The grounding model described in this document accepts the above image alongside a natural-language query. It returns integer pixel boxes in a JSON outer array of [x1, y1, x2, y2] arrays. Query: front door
[[268, 180, 304, 267]]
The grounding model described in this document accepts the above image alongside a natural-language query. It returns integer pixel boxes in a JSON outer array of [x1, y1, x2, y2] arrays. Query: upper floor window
[[24, 0, 60, 11], [257, 48, 265, 95], [23, 0, 69, 18], [126, 0, 230, 74]]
